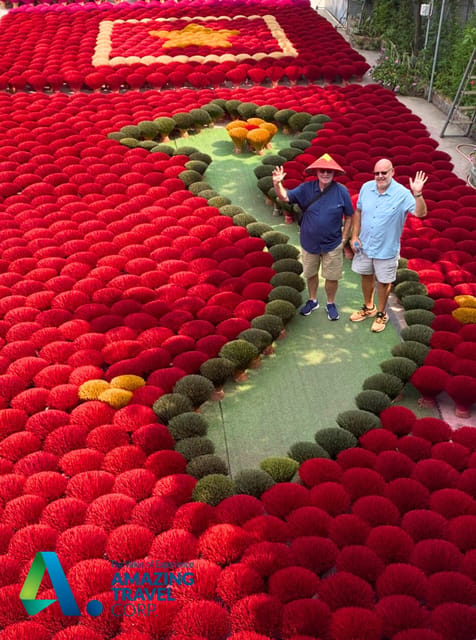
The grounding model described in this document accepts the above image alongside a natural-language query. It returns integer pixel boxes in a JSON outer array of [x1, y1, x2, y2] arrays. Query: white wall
[[310, 0, 348, 24]]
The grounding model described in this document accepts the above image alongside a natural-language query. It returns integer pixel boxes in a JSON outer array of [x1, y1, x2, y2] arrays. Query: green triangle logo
[[20, 552, 80, 617]]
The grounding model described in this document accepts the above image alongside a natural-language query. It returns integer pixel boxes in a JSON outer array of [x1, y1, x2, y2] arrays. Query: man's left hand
[[409, 171, 428, 195]]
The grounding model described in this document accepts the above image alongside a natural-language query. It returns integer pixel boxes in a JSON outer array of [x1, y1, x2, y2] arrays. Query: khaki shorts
[[301, 242, 344, 281], [351, 252, 399, 284]]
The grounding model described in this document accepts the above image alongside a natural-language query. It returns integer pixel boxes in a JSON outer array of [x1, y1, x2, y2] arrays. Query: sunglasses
[[374, 169, 392, 176], [318, 169, 334, 174]]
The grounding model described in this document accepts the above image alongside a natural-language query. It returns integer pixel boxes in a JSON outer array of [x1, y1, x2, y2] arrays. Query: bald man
[[350, 159, 427, 333]]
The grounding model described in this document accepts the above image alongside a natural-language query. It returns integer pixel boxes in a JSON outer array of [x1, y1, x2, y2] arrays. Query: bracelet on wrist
[[414, 193, 422, 197]]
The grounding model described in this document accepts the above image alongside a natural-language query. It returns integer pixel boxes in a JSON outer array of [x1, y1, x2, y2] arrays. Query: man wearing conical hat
[[272, 153, 354, 320]]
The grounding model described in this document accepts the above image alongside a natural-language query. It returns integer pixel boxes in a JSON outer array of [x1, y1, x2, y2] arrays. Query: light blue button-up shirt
[[357, 179, 416, 259]]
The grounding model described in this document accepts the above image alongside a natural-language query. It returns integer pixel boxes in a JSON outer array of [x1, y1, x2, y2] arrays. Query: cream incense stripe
[[92, 14, 297, 67]]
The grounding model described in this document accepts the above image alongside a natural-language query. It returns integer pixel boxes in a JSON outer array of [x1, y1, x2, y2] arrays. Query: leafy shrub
[[202, 103, 225, 121], [272, 258, 303, 274], [238, 328, 273, 353], [379, 356, 417, 381], [257, 176, 274, 195], [287, 441, 330, 463], [274, 109, 297, 127], [268, 286, 302, 308], [185, 160, 209, 175], [237, 102, 259, 119], [262, 154, 287, 166], [269, 244, 300, 260], [403, 309, 435, 327], [192, 474, 235, 506], [173, 375, 215, 407], [219, 340, 259, 370], [198, 189, 219, 200], [262, 231, 290, 248], [251, 314, 284, 340], [355, 390, 392, 415], [362, 373, 404, 399], [189, 181, 213, 195], [173, 146, 199, 156], [187, 454, 229, 479], [371, 41, 429, 96], [336, 409, 382, 438], [434, 12, 476, 99], [210, 98, 227, 109], [234, 213, 257, 227], [255, 105, 278, 121], [254, 165, 274, 179], [138, 120, 159, 139], [310, 114, 331, 123], [278, 148, 303, 161], [401, 294, 434, 311], [168, 412, 209, 440], [120, 124, 140, 138], [154, 117, 176, 137], [107, 131, 126, 141], [247, 222, 274, 237], [120, 137, 140, 148], [314, 427, 358, 458], [220, 204, 245, 217], [175, 436, 215, 462], [179, 169, 203, 186], [391, 340, 430, 366], [288, 112, 312, 130], [189, 108, 212, 127], [394, 281, 427, 299], [296, 131, 317, 141], [303, 123, 324, 132], [151, 143, 174, 155], [173, 112, 194, 131], [152, 393, 193, 423], [270, 272, 305, 291], [224, 99, 241, 118], [394, 268, 420, 284], [260, 457, 299, 482], [200, 358, 235, 387], [265, 300, 296, 323], [208, 196, 231, 208], [190, 151, 212, 165], [290, 139, 312, 150], [234, 469, 275, 497], [400, 324, 434, 345]]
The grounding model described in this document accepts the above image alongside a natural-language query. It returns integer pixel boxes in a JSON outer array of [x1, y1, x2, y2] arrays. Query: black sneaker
[[326, 303, 339, 320], [300, 299, 319, 316]]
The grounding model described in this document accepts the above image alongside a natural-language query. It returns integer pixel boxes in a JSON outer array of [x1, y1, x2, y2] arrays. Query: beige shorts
[[351, 252, 399, 284], [301, 242, 344, 281]]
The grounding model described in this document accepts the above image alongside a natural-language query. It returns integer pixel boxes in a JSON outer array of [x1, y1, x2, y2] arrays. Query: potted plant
[[219, 340, 259, 382]]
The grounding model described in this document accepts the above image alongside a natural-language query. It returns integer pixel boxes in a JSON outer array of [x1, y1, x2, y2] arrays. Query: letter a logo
[[20, 552, 81, 616]]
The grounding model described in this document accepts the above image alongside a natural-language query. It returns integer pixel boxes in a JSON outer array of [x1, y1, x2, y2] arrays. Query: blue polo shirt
[[357, 179, 416, 259], [287, 180, 353, 254]]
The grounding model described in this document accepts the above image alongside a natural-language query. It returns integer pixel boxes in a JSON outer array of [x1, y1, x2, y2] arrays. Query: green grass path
[[174, 128, 434, 475]]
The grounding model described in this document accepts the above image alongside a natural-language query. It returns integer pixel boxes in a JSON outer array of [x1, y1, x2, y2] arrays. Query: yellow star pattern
[[149, 23, 240, 49]]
